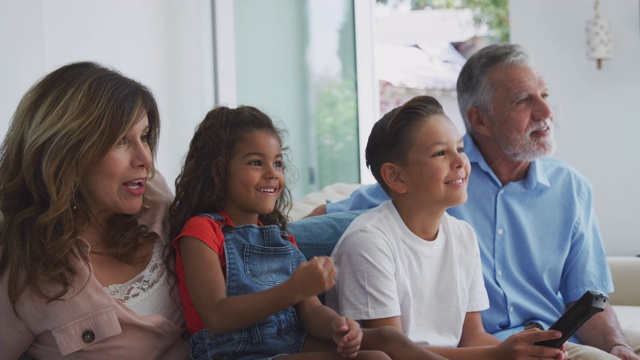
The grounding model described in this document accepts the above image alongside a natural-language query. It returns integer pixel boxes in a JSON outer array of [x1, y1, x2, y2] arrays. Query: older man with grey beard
[[303, 43, 639, 360]]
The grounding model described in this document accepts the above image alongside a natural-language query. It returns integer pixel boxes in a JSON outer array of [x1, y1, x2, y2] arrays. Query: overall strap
[[199, 212, 291, 241], [197, 212, 232, 233]]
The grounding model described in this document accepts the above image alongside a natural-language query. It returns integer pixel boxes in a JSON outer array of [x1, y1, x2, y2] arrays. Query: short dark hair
[[365, 96, 445, 194]]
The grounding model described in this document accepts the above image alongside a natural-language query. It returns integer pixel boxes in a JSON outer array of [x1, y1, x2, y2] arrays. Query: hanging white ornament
[[585, 0, 612, 70]]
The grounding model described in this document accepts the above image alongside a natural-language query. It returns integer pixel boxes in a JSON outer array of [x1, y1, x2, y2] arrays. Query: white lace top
[[104, 238, 172, 316]]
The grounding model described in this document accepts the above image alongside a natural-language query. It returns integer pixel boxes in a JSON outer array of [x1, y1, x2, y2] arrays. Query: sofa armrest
[[607, 256, 640, 306], [289, 183, 362, 221]]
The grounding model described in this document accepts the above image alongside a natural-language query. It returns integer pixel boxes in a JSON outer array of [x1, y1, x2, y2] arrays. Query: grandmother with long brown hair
[[0, 62, 189, 359]]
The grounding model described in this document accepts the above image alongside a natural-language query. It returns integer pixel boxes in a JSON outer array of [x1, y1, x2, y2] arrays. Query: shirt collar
[[463, 134, 550, 189], [76, 238, 91, 255]]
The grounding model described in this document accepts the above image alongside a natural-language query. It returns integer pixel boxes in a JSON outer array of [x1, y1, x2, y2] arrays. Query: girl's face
[[78, 115, 152, 225], [223, 130, 285, 225], [399, 115, 470, 211]]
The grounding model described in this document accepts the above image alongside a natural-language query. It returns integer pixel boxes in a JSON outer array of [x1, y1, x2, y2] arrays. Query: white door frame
[[212, 0, 237, 107], [353, 0, 378, 184]]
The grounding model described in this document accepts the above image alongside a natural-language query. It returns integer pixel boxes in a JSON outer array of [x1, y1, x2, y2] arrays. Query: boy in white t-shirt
[[326, 95, 568, 360]]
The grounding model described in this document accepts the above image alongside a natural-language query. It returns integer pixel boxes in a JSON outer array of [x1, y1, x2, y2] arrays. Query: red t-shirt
[[173, 211, 298, 335]]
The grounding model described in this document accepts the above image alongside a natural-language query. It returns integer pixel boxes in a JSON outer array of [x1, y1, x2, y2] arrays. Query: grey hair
[[456, 44, 532, 135]]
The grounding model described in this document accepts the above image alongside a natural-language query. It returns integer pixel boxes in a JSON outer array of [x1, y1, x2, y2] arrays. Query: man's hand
[[495, 329, 568, 360]]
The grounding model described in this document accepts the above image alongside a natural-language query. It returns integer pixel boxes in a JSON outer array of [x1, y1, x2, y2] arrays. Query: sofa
[[288, 183, 640, 334]]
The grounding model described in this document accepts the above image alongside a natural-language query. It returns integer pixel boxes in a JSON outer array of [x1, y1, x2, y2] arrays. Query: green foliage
[[462, 0, 509, 42], [376, 0, 509, 42], [314, 74, 359, 188]]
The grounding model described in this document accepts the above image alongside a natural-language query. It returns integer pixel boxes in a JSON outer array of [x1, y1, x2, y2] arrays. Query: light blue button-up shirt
[[327, 134, 613, 341]]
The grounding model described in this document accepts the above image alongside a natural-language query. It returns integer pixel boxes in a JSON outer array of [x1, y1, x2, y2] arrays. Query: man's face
[[485, 65, 555, 161]]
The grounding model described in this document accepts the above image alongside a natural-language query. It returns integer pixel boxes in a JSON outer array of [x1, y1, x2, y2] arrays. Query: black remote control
[[535, 290, 608, 348]]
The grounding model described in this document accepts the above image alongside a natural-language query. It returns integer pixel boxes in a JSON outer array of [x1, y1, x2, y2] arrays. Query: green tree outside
[[376, 0, 509, 42]]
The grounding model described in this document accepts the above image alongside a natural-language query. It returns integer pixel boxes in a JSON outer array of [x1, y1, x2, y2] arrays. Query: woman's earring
[[72, 192, 78, 212], [71, 183, 79, 212]]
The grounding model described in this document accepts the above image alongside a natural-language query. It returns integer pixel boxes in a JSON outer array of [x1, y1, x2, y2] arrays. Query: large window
[[214, 0, 370, 198], [213, 0, 508, 195], [374, 0, 508, 135]]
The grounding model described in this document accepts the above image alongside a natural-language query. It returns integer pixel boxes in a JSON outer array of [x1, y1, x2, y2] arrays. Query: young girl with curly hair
[[167, 105, 445, 360]]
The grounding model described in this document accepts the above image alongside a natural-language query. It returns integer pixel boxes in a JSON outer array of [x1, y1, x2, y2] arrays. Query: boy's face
[[398, 115, 470, 211], [224, 130, 285, 225]]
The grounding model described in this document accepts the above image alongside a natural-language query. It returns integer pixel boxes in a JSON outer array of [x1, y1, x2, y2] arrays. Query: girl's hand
[[495, 329, 568, 360], [289, 256, 337, 298], [333, 317, 362, 359]]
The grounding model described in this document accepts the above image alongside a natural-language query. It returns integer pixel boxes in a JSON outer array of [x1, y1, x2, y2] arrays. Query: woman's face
[[78, 115, 152, 224]]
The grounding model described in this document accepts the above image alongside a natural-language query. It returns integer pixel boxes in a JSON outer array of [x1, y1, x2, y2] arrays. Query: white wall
[[0, 0, 215, 187], [510, 0, 640, 256]]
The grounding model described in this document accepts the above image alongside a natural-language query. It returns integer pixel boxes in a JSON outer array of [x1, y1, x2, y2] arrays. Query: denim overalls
[[190, 213, 307, 360]]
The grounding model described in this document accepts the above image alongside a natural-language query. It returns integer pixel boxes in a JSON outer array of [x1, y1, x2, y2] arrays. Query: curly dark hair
[[168, 105, 292, 243]]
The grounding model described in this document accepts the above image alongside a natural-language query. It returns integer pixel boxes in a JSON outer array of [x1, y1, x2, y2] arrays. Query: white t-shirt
[[326, 200, 489, 347]]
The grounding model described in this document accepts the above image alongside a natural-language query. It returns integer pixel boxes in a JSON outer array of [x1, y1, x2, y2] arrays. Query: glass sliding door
[[214, 0, 364, 198]]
